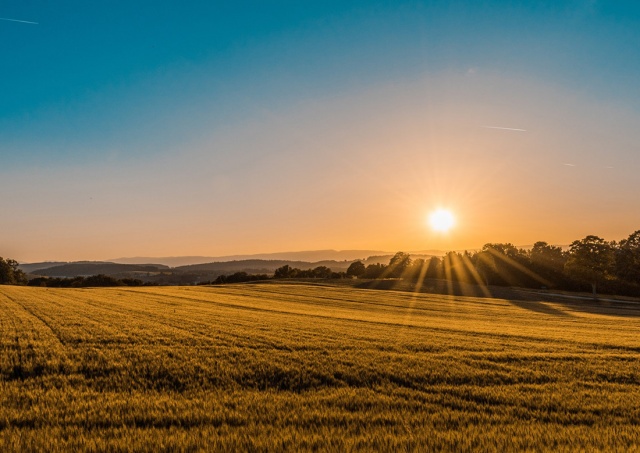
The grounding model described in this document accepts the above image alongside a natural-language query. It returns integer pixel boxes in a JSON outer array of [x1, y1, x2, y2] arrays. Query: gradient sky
[[2, 1, 640, 262]]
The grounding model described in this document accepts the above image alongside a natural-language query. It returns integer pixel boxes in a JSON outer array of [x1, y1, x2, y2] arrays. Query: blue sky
[[2, 1, 640, 261], [3, 1, 639, 163]]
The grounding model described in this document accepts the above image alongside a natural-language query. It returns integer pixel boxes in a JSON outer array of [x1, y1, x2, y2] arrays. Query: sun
[[428, 209, 455, 232]]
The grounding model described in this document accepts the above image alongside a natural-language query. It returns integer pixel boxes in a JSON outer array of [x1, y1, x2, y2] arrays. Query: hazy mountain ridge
[[108, 250, 392, 267], [176, 259, 354, 274], [23, 259, 364, 279], [29, 262, 169, 278], [18, 262, 69, 273], [18, 250, 457, 278], [20, 256, 439, 282]]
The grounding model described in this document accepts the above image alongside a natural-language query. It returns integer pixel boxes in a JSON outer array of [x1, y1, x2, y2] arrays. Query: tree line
[[2, 230, 639, 295], [197, 266, 344, 285], [27, 274, 157, 288], [0, 258, 27, 285], [342, 232, 640, 296], [0, 258, 159, 287]]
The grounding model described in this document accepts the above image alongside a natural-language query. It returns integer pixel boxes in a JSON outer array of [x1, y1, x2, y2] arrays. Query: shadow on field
[[547, 298, 640, 318], [354, 278, 538, 301], [353, 278, 640, 318], [506, 299, 572, 317]]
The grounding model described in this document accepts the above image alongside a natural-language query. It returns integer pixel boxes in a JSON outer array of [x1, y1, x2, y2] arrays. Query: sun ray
[[485, 248, 554, 288], [459, 253, 493, 298]]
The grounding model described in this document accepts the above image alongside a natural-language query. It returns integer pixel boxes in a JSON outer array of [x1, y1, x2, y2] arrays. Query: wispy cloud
[[563, 163, 576, 167], [482, 126, 526, 132], [0, 17, 39, 25]]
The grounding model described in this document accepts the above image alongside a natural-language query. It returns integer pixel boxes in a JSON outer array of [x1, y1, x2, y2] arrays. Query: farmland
[[1, 282, 640, 451]]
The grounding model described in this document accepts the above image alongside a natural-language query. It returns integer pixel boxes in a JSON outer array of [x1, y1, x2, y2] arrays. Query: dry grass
[[1, 283, 640, 451]]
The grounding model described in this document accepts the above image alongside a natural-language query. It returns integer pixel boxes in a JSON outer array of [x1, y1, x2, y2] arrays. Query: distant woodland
[[209, 231, 640, 297], [1, 230, 639, 297]]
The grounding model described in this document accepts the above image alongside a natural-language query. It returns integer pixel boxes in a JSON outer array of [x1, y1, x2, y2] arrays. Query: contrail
[[563, 163, 576, 167], [0, 17, 39, 25], [482, 126, 527, 132]]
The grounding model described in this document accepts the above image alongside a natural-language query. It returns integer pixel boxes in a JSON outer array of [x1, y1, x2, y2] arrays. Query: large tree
[[312, 266, 333, 279], [386, 252, 412, 278], [346, 261, 365, 278], [565, 235, 614, 296], [530, 242, 565, 271], [273, 265, 293, 279], [529, 241, 567, 286], [362, 263, 386, 279], [0, 258, 27, 285], [482, 243, 519, 258]]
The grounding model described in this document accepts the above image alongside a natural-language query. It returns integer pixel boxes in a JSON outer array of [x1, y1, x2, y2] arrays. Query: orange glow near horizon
[[2, 74, 640, 263]]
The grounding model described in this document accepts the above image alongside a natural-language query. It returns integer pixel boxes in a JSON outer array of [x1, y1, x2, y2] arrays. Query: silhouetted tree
[[442, 251, 476, 283], [482, 243, 519, 257], [28, 277, 49, 287], [229, 272, 250, 282], [425, 256, 442, 279], [84, 274, 121, 287], [346, 261, 366, 278], [565, 235, 614, 296], [530, 241, 565, 271], [274, 265, 292, 278], [0, 258, 27, 285], [312, 266, 333, 279], [214, 274, 228, 284], [362, 263, 386, 279], [528, 241, 567, 287], [213, 272, 269, 284], [386, 252, 411, 278]]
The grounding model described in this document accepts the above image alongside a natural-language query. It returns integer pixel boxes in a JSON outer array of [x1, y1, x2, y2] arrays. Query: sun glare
[[428, 209, 455, 232]]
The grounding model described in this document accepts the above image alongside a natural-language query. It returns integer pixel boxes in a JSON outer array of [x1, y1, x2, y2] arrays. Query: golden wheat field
[[1, 282, 640, 452]]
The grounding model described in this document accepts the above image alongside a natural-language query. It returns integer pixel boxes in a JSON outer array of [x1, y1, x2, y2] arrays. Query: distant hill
[[32, 262, 169, 278], [19, 247, 570, 280], [21, 259, 356, 280], [109, 250, 389, 267], [176, 259, 354, 274], [20, 253, 441, 279], [110, 256, 230, 267], [19, 262, 68, 273]]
